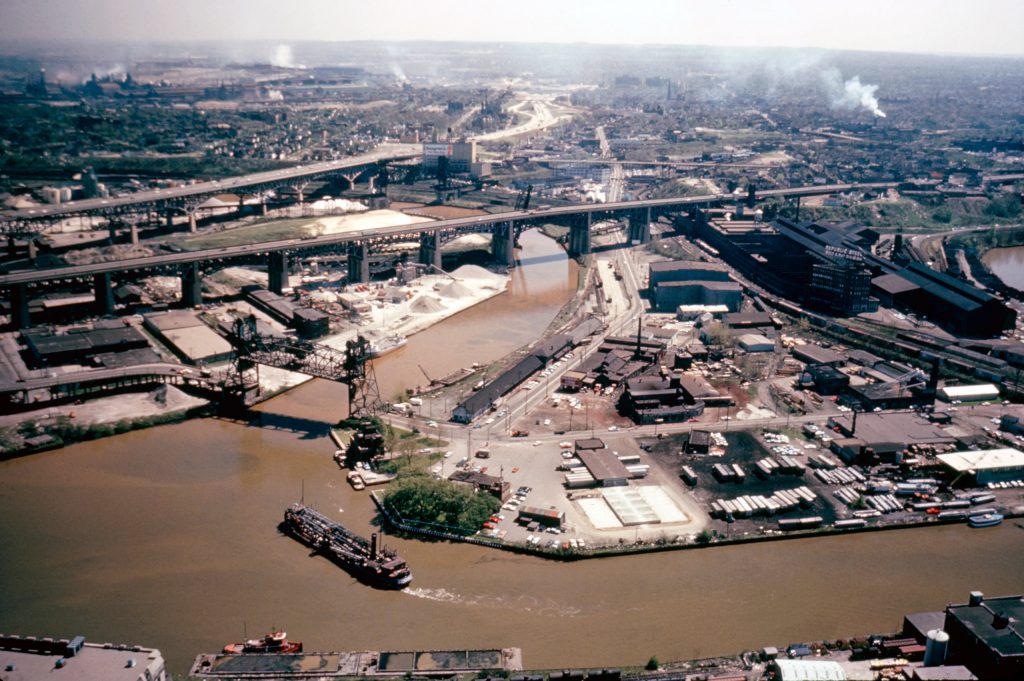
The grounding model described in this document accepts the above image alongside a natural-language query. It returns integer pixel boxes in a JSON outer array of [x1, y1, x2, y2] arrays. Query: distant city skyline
[[2, 0, 1023, 57]]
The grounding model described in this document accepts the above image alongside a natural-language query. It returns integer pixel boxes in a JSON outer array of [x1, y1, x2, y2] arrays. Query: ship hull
[[280, 503, 412, 590]]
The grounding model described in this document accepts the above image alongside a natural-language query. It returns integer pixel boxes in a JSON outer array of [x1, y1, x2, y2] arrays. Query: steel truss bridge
[[226, 315, 379, 416]]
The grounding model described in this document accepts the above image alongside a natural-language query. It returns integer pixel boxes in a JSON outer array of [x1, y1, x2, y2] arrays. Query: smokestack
[[851, 410, 858, 435], [746, 184, 756, 208], [371, 532, 378, 560]]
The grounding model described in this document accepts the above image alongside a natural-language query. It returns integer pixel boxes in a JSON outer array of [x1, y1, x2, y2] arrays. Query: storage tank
[[923, 629, 949, 667]]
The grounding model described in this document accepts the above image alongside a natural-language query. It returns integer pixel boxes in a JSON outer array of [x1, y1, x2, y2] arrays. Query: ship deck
[[190, 648, 523, 678]]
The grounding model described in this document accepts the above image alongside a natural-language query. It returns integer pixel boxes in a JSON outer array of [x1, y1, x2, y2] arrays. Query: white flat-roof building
[[937, 384, 1000, 403], [0, 634, 165, 681], [773, 658, 846, 681], [937, 448, 1024, 484]]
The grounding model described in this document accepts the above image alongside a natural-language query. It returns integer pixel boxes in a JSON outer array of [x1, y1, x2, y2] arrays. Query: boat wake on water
[[403, 587, 582, 617]]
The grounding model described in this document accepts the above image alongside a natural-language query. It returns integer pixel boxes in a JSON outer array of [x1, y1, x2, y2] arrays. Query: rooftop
[[936, 448, 1024, 473], [946, 593, 1024, 657]]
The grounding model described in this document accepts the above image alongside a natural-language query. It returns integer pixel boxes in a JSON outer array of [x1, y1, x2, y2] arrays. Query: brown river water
[[1, 230, 1023, 675]]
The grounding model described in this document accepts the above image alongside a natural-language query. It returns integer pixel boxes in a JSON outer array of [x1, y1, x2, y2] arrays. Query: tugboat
[[281, 503, 412, 589], [968, 512, 1004, 528], [223, 631, 302, 655]]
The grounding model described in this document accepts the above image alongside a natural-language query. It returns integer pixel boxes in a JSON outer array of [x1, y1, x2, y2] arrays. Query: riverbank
[[371, 486, 1024, 560]]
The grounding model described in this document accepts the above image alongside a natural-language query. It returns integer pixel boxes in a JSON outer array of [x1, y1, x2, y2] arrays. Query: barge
[[281, 503, 412, 589]]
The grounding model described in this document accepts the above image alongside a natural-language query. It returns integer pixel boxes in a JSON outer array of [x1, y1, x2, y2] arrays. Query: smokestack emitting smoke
[[271, 44, 295, 68], [821, 68, 886, 117]]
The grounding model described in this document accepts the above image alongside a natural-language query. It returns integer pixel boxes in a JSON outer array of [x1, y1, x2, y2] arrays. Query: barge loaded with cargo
[[281, 503, 412, 589]]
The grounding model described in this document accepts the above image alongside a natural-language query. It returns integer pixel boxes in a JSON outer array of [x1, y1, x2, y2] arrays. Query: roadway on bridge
[[0, 143, 422, 223], [0, 182, 901, 289]]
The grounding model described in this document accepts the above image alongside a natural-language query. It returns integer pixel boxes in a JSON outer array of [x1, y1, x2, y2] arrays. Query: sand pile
[[437, 280, 474, 299], [450, 265, 505, 288], [409, 295, 445, 314]]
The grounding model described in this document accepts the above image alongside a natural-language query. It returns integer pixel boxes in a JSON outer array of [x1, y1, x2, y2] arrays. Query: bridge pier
[[491, 222, 516, 268], [180, 263, 203, 307], [93, 272, 115, 315], [628, 207, 651, 244], [9, 284, 31, 330], [267, 251, 289, 295], [568, 213, 592, 258], [347, 242, 370, 284], [419, 232, 442, 270]]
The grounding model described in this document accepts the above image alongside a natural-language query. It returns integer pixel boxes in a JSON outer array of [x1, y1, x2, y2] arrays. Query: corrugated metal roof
[[775, 659, 846, 681]]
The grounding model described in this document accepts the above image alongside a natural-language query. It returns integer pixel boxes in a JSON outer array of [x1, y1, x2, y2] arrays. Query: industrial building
[[936, 448, 1024, 485], [23, 324, 151, 366], [452, 334, 575, 423], [828, 412, 955, 464], [143, 310, 234, 364], [421, 139, 477, 173], [618, 374, 707, 424], [648, 261, 742, 313], [0, 634, 166, 681], [576, 448, 631, 487], [694, 213, 879, 317], [871, 262, 1016, 338], [943, 592, 1024, 680], [244, 287, 330, 338]]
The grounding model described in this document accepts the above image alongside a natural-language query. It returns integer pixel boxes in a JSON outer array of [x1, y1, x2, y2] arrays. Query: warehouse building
[[144, 310, 234, 364], [23, 325, 151, 366], [936, 448, 1024, 485], [577, 448, 631, 487]]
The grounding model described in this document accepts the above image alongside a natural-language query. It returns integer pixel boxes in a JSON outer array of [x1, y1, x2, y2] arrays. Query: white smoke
[[821, 68, 886, 118], [390, 63, 408, 84], [271, 44, 296, 68]]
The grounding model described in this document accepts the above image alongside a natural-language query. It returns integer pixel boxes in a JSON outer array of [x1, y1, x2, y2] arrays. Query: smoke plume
[[822, 68, 886, 117], [271, 44, 296, 68]]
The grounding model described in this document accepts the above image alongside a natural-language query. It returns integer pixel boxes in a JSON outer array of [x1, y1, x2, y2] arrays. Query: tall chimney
[[371, 532, 378, 560]]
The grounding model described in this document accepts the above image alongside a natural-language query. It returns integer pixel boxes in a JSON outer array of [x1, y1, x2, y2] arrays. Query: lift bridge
[[225, 315, 380, 417]]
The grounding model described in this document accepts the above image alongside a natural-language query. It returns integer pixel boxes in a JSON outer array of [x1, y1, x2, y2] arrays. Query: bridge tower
[[567, 212, 592, 258], [347, 241, 370, 284], [491, 221, 516, 268], [344, 336, 380, 417]]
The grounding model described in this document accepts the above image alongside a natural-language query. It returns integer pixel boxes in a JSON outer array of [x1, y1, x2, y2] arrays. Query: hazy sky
[[2, 0, 1023, 57]]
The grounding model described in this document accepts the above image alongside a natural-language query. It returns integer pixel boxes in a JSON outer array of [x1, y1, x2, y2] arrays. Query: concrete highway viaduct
[[0, 182, 897, 330]]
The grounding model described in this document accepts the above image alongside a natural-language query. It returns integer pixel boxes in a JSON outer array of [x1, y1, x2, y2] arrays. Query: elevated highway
[[0, 144, 422, 234], [0, 182, 897, 328]]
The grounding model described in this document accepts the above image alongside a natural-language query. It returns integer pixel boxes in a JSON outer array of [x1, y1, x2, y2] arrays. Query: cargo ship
[[223, 631, 302, 655], [281, 503, 412, 589]]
